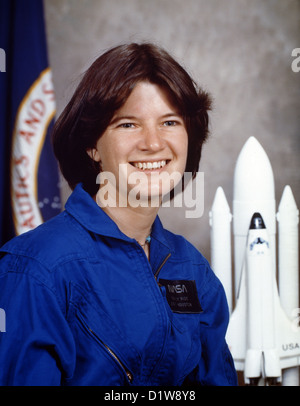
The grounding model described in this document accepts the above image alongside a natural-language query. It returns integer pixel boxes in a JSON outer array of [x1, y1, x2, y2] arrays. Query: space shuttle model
[[209, 136, 300, 385]]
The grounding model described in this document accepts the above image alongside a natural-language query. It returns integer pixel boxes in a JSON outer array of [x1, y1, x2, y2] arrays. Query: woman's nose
[[139, 125, 165, 152]]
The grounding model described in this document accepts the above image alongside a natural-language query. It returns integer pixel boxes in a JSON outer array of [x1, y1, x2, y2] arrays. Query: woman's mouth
[[130, 160, 168, 171]]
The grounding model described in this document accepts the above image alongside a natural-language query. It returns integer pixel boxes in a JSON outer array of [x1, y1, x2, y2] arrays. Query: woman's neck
[[95, 192, 159, 246]]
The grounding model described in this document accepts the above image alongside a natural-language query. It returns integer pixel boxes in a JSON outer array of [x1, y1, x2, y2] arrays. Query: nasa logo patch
[[159, 279, 203, 314]]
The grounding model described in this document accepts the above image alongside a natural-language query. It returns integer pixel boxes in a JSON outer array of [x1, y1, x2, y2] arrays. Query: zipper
[[77, 313, 133, 383], [154, 253, 171, 283], [87, 326, 133, 383]]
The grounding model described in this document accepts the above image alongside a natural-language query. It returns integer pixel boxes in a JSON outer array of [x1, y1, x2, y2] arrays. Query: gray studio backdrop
[[44, 0, 300, 262]]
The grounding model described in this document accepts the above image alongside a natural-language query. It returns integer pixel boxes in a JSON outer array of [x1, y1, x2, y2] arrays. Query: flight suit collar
[[65, 183, 172, 251]]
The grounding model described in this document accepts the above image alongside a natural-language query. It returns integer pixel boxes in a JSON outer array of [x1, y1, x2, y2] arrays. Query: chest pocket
[[66, 283, 141, 386]]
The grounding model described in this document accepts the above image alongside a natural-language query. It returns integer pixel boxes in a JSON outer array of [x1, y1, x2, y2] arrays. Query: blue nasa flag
[[0, 0, 61, 246]]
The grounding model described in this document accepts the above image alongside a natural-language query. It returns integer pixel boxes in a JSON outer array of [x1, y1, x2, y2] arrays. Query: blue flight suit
[[0, 184, 237, 385]]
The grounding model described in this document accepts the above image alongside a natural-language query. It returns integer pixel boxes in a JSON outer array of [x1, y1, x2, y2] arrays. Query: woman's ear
[[86, 148, 101, 162]]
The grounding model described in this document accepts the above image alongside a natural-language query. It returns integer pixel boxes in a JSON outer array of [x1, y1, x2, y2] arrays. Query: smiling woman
[[0, 43, 237, 386], [87, 81, 188, 208]]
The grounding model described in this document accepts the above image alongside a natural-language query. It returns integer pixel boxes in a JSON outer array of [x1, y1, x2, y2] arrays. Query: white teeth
[[133, 160, 167, 170]]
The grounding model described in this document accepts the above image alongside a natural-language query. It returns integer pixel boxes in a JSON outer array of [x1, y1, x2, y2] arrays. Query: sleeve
[[0, 254, 75, 385], [187, 265, 238, 386]]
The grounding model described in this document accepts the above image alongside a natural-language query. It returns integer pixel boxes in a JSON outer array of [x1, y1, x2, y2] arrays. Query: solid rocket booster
[[277, 185, 299, 386], [277, 185, 299, 318], [233, 137, 276, 298], [209, 187, 232, 313]]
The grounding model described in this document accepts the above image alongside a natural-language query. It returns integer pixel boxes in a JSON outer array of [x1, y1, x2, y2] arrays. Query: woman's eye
[[163, 120, 177, 126], [119, 123, 135, 128]]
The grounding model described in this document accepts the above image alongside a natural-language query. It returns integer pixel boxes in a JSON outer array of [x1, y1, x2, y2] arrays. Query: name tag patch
[[159, 279, 203, 314]]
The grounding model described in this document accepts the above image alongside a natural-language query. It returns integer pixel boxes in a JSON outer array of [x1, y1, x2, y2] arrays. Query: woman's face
[[90, 81, 188, 206]]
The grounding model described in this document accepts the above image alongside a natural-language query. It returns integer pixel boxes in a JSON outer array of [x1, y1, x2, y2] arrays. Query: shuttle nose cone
[[233, 136, 275, 201], [249, 212, 266, 230]]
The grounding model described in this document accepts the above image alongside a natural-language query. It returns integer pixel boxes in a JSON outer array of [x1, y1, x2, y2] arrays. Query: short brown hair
[[52, 43, 212, 196]]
